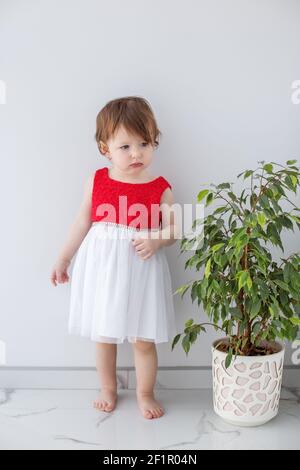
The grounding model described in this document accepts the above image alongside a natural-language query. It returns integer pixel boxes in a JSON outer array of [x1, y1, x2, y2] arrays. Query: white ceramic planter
[[212, 338, 285, 427]]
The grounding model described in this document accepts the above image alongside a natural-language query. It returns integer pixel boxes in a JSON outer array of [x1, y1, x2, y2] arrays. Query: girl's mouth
[[130, 163, 143, 167]]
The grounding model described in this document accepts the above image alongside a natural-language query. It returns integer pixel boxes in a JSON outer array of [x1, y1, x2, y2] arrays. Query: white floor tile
[[0, 388, 299, 450]]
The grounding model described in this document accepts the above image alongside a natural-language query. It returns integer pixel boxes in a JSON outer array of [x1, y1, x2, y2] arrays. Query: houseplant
[[172, 160, 300, 426]]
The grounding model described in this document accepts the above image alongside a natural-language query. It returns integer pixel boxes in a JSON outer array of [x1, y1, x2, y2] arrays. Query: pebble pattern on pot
[[212, 347, 284, 426]]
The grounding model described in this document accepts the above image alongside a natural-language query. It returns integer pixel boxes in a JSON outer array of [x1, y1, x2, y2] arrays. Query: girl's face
[[100, 125, 155, 174]]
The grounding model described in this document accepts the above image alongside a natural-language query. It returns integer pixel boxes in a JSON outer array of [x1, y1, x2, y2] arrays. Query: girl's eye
[[120, 143, 148, 150]]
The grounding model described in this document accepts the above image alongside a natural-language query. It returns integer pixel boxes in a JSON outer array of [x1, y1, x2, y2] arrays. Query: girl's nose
[[131, 157, 143, 163], [130, 152, 143, 163]]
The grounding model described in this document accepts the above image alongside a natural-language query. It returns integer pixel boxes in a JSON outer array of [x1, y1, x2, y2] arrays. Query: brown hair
[[94, 96, 162, 155]]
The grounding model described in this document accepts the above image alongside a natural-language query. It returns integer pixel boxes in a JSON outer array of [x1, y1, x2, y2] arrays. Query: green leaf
[[250, 300, 261, 319], [238, 271, 250, 291], [247, 213, 257, 228], [214, 205, 229, 214], [271, 199, 282, 214], [212, 279, 221, 295], [285, 175, 296, 192], [228, 227, 247, 246], [269, 184, 279, 197], [255, 279, 269, 302], [263, 163, 273, 173], [217, 183, 231, 189], [279, 291, 289, 306], [286, 160, 297, 165], [290, 317, 300, 326], [205, 258, 211, 279], [185, 318, 194, 328], [273, 182, 286, 197], [260, 194, 270, 209], [182, 334, 191, 354], [290, 215, 300, 225], [243, 170, 253, 180], [191, 282, 198, 302], [273, 279, 290, 292], [252, 322, 261, 336], [269, 302, 279, 317], [267, 223, 284, 250], [250, 193, 258, 209], [283, 263, 292, 283], [257, 212, 266, 228], [174, 283, 191, 298], [190, 330, 198, 343], [229, 307, 243, 320], [206, 192, 214, 206], [228, 192, 238, 201], [197, 189, 210, 202], [171, 334, 181, 350], [279, 215, 293, 230], [211, 243, 225, 253], [200, 278, 208, 299], [225, 348, 233, 368]]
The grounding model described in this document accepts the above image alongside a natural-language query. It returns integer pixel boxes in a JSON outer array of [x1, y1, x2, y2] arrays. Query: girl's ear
[[98, 140, 109, 155]]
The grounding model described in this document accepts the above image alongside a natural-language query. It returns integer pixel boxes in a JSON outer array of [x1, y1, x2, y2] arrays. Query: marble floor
[[0, 387, 299, 450]]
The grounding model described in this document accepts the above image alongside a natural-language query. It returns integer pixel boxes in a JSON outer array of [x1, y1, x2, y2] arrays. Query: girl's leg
[[93, 342, 118, 412], [132, 340, 164, 419]]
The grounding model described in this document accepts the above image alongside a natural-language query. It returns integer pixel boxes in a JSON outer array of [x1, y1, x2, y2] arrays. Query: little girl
[[50, 96, 178, 420]]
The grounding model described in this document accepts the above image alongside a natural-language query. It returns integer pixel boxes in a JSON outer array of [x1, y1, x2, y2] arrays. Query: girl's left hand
[[132, 237, 161, 260]]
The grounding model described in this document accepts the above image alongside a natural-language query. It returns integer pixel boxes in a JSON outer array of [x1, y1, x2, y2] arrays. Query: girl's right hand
[[50, 259, 71, 286]]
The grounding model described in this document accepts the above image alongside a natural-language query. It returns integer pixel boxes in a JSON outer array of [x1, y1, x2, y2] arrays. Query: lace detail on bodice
[[90, 167, 172, 229]]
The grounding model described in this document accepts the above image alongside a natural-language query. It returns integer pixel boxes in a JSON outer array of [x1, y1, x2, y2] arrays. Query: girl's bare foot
[[136, 391, 165, 419], [93, 388, 117, 412]]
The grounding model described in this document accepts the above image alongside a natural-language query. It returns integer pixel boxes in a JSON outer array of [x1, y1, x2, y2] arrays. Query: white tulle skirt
[[68, 221, 178, 344]]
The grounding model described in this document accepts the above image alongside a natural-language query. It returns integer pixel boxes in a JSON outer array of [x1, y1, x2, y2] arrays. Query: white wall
[[0, 0, 299, 368]]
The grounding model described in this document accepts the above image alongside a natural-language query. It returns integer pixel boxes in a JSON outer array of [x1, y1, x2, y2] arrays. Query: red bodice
[[90, 167, 172, 229]]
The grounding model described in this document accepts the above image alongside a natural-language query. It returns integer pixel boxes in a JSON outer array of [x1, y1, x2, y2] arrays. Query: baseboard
[[0, 366, 299, 389]]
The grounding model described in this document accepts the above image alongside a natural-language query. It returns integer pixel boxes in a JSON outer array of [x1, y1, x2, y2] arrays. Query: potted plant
[[172, 160, 300, 426]]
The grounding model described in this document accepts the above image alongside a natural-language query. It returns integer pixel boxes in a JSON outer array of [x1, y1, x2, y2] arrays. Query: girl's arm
[[56, 173, 94, 262], [157, 187, 180, 247], [51, 173, 94, 285]]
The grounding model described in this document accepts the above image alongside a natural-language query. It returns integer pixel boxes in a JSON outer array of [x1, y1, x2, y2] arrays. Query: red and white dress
[[68, 167, 178, 343]]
